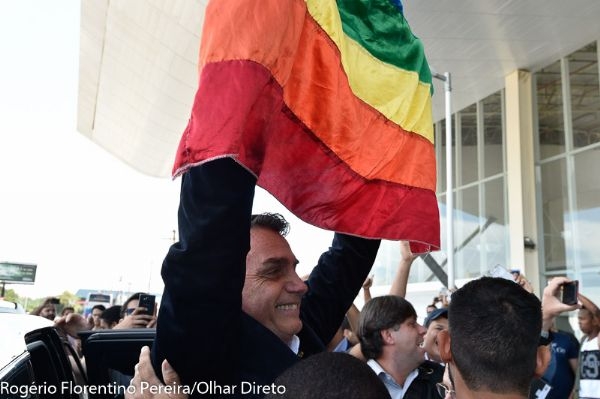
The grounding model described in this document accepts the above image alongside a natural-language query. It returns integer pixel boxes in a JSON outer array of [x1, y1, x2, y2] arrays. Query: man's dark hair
[[265, 352, 390, 399], [449, 277, 542, 395], [101, 305, 122, 325], [357, 295, 417, 360], [30, 297, 57, 316], [579, 306, 592, 316], [92, 304, 106, 312], [60, 306, 75, 316], [251, 213, 290, 236], [120, 292, 145, 318]]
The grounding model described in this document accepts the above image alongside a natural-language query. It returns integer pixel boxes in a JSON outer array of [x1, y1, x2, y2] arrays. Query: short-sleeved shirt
[[580, 336, 600, 399], [540, 330, 580, 399]]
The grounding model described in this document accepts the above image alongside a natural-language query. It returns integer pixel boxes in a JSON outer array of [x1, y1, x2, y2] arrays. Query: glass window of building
[[572, 150, 600, 272], [373, 90, 509, 296], [568, 42, 600, 148], [455, 186, 480, 277], [539, 158, 568, 272], [481, 177, 508, 268], [442, 92, 509, 280], [483, 92, 504, 177], [536, 60, 566, 159], [457, 104, 478, 185], [536, 41, 600, 308]]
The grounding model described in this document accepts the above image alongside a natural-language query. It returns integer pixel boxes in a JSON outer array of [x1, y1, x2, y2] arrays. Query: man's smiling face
[[242, 226, 308, 344]]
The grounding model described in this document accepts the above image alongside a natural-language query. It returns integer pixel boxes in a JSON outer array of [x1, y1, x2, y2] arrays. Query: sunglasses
[[436, 382, 456, 399], [125, 308, 136, 315]]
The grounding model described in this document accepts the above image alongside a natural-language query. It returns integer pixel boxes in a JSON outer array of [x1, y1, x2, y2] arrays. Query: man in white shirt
[[357, 295, 443, 399], [577, 295, 600, 399]]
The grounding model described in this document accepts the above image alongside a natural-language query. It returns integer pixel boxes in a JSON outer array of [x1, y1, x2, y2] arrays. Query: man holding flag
[[127, 0, 438, 397]]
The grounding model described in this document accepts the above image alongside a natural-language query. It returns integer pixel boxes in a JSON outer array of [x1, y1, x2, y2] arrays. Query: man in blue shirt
[[541, 329, 579, 399]]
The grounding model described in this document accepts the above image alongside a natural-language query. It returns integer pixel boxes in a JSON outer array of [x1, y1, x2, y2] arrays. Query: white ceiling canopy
[[78, 0, 600, 177]]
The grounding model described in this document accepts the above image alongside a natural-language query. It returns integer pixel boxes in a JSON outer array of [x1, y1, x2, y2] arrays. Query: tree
[[2, 288, 20, 303]]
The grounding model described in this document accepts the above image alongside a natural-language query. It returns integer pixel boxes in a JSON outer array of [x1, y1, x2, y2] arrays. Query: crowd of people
[[95, 158, 594, 399], [30, 292, 157, 331], [18, 0, 598, 398], [321, 247, 599, 399], [26, 196, 600, 399]]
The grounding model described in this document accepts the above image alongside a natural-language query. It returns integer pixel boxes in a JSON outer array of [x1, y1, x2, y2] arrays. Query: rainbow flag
[[173, 0, 439, 252]]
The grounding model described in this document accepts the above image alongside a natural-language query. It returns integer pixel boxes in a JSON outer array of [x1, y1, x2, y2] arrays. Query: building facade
[[374, 41, 600, 320]]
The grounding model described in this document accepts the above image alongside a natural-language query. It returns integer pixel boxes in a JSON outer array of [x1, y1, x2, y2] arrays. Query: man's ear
[[381, 328, 395, 345], [534, 345, 551, 378], [437, 329, 453, 363]]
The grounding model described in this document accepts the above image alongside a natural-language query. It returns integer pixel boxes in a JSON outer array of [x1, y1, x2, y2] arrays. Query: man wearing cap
[[423, 307, 448, 363], [357, 295, 443, 399]]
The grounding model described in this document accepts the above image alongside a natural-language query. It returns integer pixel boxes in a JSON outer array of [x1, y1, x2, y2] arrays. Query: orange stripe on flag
[[199, 0, 435, 190]]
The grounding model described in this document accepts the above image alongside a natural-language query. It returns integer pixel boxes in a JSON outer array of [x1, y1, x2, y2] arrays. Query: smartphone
[[561, 281, 579, 305], [489, 265, 516, 282], [138, 294, 156, 316]]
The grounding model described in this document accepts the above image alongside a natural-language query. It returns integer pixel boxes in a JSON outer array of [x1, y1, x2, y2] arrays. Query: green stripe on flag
[[337, 0, 432, 86]]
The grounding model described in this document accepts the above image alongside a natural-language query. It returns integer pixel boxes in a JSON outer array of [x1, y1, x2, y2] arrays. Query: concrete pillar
[[504, 70, 540, 294]]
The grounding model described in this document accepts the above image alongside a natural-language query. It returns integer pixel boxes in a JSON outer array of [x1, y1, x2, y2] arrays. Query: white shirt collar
[[288, 334, 301, 355], [367, 359, 419, 399]]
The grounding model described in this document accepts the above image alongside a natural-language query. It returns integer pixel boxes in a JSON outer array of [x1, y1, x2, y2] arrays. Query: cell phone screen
[[138, 294, 155, 316], [561, 281, 578, 305]]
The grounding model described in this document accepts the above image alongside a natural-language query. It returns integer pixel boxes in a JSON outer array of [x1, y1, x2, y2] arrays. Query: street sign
[[0, 262, 37, 284]]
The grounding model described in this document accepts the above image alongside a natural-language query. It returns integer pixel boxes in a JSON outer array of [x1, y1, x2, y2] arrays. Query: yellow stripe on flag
[[306, 0, 433, 142]]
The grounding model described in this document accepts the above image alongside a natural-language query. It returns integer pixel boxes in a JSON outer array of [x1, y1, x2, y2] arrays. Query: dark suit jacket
[[152, 158, 380, 398], [405, 360, 445, 399]]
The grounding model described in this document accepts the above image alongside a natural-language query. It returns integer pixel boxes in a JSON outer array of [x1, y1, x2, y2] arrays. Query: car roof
[[0, 313, 53, 367], [0, 300, 25, 314]]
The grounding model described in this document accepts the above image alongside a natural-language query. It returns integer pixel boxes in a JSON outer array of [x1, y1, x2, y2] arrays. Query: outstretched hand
[[514, 273, 534, 293], [399, 240, 417, 262], [54, 313, 92, 338], [389, 240, 418, 298], [126, 346, 188, 399], [115, 307, 156, 329]]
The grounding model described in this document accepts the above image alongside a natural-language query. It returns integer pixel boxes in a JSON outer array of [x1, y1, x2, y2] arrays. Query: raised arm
[[578, 292, 600, 320], [152, 158, 256, 388], [345, 303, 361, 337], [362, 275, 373, 303], [389, 240, 417, 298], [300, 234, 380, 347], [541, 277, 580, 332]]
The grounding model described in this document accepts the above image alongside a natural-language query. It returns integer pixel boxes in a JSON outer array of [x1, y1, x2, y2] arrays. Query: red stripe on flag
[[173, 61, 439, 250]]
